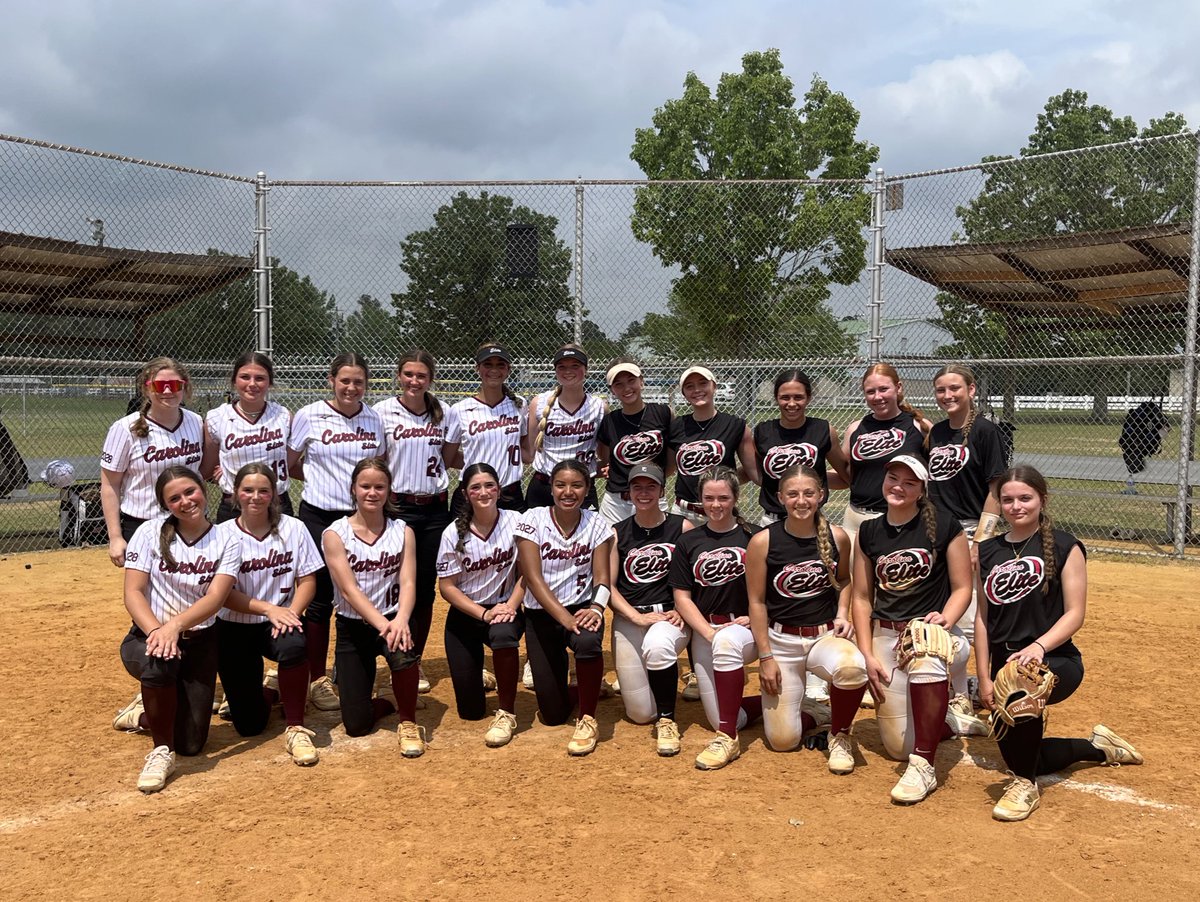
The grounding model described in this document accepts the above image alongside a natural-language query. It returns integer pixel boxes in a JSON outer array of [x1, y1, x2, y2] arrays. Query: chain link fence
[[1, 131, 1197, 555]]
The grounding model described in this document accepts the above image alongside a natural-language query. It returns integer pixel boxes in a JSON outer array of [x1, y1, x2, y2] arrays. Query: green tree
[[628, 49, 876, 360], [392, 192, 573, 359], [343, 294, 397, 360]]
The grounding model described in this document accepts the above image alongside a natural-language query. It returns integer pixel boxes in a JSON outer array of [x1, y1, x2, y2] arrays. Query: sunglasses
[[146, 378, 186, 393]]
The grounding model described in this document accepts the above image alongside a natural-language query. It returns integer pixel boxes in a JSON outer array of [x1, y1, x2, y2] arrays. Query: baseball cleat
[[681, 671, 700, 701], [137, 745, 177, 793], [485, 710, 517, 748], [695, 732, 741, 770], [308, 675, 341, 711], [993, 775, 1040, 821], [654, 717, 681, 757], [523, 661, 535, 690], [264, 668, 279, 696], [567, 715, 599, 756], [217, 697, 232, 720], [398, 721, 426, 758], [417, 666, 431, 694], [113, 693, 145, 732], [284, 725, 319, 766], [827, 732, 856, 775], [482, 668, 497, 691], [610, 676, 621, 694], [890, 755, 937, 804], [1091, 724, 1143, 766], [945, 694, 988, 736]]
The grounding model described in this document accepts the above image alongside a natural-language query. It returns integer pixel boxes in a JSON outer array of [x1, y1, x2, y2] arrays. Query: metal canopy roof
[[885, 222, 1192, 325], [0, 230, 252, 320]]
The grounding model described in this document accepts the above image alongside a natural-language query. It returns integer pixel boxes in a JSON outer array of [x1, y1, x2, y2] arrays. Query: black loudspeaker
[[505, 224, 539, 279]]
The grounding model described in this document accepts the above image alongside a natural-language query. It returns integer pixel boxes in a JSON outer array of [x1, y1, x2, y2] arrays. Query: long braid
[[454, 501, 475, 555], [814, 509, 841, 588], [1039, 511, 1058, 587], [159, 514, 179, 567], [501, 383, 524, 409], [534, 385, 563, 453], [425, 391, 444, 425], [132, 397, 152, 438], [920, 495, 939, 564], [960, 403, 977, 446]]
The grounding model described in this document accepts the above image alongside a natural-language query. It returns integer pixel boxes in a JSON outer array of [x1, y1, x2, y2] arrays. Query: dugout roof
[[0, 230, 252, 319], [886, 222, 1192, 326]]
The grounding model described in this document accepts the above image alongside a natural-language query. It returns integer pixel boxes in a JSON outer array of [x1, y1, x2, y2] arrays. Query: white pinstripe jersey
[[323, 516, 408, 619], [217, 515, 323, 624], [436, 509, 519, 606], [288, 401, 386, 511], [101, 410, 204, 520], [204, 401, 292, 495], [445, 396, 527, 485], [530, 391, 605, 476], [514, 506, 611, 610], [374, 396, 449, 494], [124, 518, 241, 627]]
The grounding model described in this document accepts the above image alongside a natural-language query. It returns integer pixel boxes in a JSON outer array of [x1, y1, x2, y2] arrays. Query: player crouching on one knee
[[851, 455, 986, 805], [117, 466, 240, 793], [747, 465, 868, 775]]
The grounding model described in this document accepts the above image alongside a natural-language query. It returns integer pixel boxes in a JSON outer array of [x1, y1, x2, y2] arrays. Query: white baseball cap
[[885, 454, 929, 485], [678, 366, 716, 390], [606, 362, 642, 384]]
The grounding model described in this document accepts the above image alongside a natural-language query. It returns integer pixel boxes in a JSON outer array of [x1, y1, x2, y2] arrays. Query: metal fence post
[[254, 171, 273, 356], [573, 178, 584, 345], [867, 168, 886, 362], [1172, 133, 1200, 556]]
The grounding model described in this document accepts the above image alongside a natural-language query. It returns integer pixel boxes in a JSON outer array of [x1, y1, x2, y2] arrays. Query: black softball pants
[[390, 497, 452, 658], [216, 619, 307, 737], [335, 613, 421, 737], [120, 623, 218, 756], [444, 605, 525, 720], [524, 605, 604, 727], [297, 500, 352, 625]]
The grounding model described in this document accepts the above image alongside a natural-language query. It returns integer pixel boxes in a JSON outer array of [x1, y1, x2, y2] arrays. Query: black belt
[[772, 621, 833, 637], [391, 491, 448, 505], [632, 603, 671, 614]]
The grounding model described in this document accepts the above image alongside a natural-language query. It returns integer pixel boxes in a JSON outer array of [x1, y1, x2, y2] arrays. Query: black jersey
[[668, 522, 757, 619], [857, 510, 962, 622], [927, 416, 1007, 522], [597, 403, 672, 493], [847, 412, 925, 512], [754, 417, 832, 517], [669, 412, 745, 503], [614, 514, 687, 611], [762, 521, 839, 626], [978, 529, 1084, 651]]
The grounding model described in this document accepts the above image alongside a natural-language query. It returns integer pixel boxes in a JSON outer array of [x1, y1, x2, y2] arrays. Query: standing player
[[437, 463, 525, 746], [514, 460, 613, 756], [323, 458, 424, 755], [526, 344, 606, 510], [976, 466, 1142, 821], [117, 466, 240, 792], [286, 353, 386, 713], [747, 465, 869, 774], [217, 463, 323, 766], [669, 366, 758, 525], [669, 466, 761, 770], [850, 455, 984, 805], [101, 357, 203, 568], [443, 342, 531, 513], [608, 463, 693, 756], [596, 359, 673, 526], [201, 352, 292, 523]]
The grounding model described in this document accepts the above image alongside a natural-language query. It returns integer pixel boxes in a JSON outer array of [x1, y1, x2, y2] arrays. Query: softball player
[[608, 463, 693, 756], [201, 351, 292, 523], [437, 463, 524, 746], [115, 465, 240, 793], [596, 360, 673, 526], [527, 344, 606, 510], [669, 366, 758, 525], [323, 457, 424, 756], [976, 466, 1142, 821], [101, 357, 203, 568], [850, 455, 984, 804], [286, 353, 386, 713], [668, 466, 761, 770], [747, 465, 869, 774], [444, 342, 531, 513], [514, 459, 613, 756], [216, 463, 323, 766]]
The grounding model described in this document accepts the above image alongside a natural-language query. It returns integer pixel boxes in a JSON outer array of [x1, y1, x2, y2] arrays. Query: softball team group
[[100, 347, 1143, 822]]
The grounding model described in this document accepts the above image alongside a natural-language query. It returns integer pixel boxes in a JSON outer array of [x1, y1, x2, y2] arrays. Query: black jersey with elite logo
[[927, 416, 1006, 522], [978, 529, 1083, 651], [763, 520, 839, 626], [668, 522, 757, 618], [754, 417, 832, 517], [597, 403, 672, 494], [669, 412, 745, 503], [857, 511, 961, 622], [614, 514, 687, 611], [847, 412, 925, 512]]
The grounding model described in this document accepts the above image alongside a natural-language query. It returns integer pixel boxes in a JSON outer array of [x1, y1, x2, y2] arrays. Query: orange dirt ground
[[1, 548, 1197, 901]]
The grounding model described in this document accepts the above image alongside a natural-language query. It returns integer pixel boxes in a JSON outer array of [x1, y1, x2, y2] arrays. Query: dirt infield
[[2, 548, 1197, 901]]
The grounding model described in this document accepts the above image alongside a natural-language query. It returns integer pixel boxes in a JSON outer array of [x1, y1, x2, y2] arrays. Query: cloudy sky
[[1, 0, 1195, 180]]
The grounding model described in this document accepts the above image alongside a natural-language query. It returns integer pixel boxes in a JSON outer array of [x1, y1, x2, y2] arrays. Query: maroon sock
[[714, 668, 746, 738], [909, 680, 950, 766], [740, 694, 763, 728], [306, 620, 331, 682], [830, 684, 868, 735], [493, 646, 519, 713], [392, 665, 421, 723], [371, 697, 396, 723], [141, 684, 178, 750], [278, 663, 309, 727], [575, 656, 604, 718]]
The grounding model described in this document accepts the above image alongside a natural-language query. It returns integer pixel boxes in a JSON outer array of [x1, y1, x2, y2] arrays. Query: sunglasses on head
[[146, 378, 186, 393]]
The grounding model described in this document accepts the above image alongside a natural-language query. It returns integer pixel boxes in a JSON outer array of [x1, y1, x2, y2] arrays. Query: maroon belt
[[677, 499, 705, 514], [877, 619, 909, 631], [391, 491, 448, 506], [772, 621, 833, 638], [709, 613, 735, 625]]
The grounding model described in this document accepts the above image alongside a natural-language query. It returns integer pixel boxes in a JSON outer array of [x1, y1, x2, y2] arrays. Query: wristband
[[1033, 640, 1046, 655], [590, 585, 611, 612], [758, 652, 775, 661]]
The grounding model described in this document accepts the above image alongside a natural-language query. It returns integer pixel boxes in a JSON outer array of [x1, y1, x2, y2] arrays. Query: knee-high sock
[[141, 684, 178, 751], [829, 684, 867, 735], [647, 663, 679, 720], [392, 665, 421, 723], [909, 680, 950, 766], [278, 662, 309, 728], [714, 668, 746, 738], [575, 656, 604, 719], [493, 646, 519, 714], [306, 620, 331, 682]]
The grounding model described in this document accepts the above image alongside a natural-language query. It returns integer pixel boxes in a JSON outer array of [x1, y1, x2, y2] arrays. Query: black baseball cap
[[628, 463, 665, 486], [553, 346, 588, 367], [475, 344, 513, 365]]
